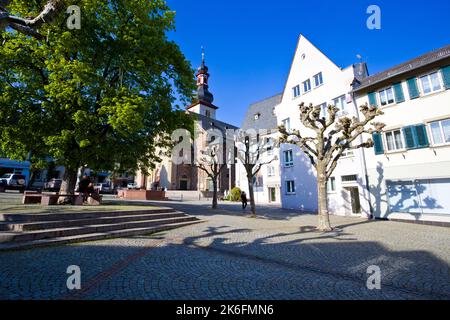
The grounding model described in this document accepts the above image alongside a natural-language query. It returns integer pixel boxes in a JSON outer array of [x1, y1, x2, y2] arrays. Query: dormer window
[[205, 110, 211, 118]]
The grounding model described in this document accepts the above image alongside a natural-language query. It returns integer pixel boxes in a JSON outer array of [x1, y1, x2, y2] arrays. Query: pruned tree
[[0, 0, 65, 39], [279, 102, 385, 231], [194, 143, 226, 209], [235, 130, 278, 217]]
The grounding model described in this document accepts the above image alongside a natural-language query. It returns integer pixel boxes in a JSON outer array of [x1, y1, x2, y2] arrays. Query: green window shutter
[[415, 124, 429, 148], [372, 133, 384, 155], [393, 82, 405, 103], [407, 77, 420, 99], [403, 126, 416, 149], [441, 65, 450, 89], [368, 92, 378, 107]]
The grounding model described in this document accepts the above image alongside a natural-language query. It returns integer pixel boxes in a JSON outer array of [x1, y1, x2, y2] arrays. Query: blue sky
[[167, 0, 450, 127]]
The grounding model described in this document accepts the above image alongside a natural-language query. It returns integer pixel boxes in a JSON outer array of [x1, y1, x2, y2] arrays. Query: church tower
[[187, 48, 218, 119]]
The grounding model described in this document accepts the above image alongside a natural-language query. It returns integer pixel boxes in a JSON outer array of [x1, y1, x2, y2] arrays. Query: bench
[[22, 191, 101, 206], [22, 191, 43, 204], [42, 194, 84, 206]]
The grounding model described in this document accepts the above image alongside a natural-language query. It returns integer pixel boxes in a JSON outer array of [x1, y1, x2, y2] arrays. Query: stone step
[[0, 208, 176, 223], [0, 216, 199, 243], [0, 212, 187, 232], [0, 220, 203, 251]]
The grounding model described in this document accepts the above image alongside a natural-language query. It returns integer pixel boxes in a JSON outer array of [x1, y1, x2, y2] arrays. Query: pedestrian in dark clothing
[[78, 175, 93, 202], [241, 191, 248, 210]]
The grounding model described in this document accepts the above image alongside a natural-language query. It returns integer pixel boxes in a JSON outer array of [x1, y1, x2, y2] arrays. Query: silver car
[[0, 173, 27, 192]]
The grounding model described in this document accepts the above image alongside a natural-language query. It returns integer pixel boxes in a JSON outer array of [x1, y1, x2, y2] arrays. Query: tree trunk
[[247, 174, 256, 217], [58, 168, 78, 204], [212, 179, 218, 209], [317, 163, 333, 231]]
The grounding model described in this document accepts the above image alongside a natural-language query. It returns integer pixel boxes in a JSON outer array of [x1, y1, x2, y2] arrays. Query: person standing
[[241, 191, 248, 210]]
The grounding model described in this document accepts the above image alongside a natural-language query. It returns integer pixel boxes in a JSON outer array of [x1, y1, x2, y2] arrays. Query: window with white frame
[[281, 118, 291, 131], [333, 95, 347, 114], [267, 165, 275, 177], [419, 71, 443, 95], [266, 137, 274, 156], [303, 79, 311, 93], [313, 72, 323, 87], [327, 177, 336, 192], [384, 129, 404, 151], [292, 85, 301, 98], [284, 150, 294, 167], [429, 118, 450, 145], [286, 180, 296, 194], [378, 87, 395, 106], [319, 102, 328, 119]]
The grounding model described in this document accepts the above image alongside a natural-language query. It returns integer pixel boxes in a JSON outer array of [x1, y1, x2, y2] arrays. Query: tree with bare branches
[[0, 0, 65, 39], [236, 130, 278, 217], [194, 143, 226, 209], [279, 103, 385, 231]]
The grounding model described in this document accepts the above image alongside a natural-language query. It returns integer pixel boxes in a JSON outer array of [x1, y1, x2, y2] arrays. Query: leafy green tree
[[0, 0, 195, 195]]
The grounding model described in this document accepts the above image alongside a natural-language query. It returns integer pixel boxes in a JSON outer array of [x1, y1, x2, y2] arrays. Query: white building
[[353, 44, 450, 225], [274, 35, 372, 217], [236, 94, 282, 205]]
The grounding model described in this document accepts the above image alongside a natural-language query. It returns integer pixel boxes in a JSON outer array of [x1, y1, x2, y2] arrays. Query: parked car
[[44, 178, 62, 192], [0, 173, 27, 192], [127, 182, 139, 190]]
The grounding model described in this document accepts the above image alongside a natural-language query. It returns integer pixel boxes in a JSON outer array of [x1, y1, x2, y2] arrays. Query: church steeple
[[195, 47, 214, 104]]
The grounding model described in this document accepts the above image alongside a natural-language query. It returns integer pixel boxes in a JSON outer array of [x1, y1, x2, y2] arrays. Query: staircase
[[0, 208, 202, 251]]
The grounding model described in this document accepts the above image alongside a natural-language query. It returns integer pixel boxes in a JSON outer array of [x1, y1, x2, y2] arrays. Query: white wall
[[355, 69, 450, 223]]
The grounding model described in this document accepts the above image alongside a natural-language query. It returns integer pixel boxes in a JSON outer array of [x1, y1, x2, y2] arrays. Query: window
[[281, 118, 291, 131], [419, 71, 443, 95], [384, 129, 404, 151], [341, 175, 358, 183], [378, 87, 395, 106], [284, 150, 294, 167], [319, 102, 328, 119], [303, 79, 311, 93], [267, 166, 275, 177], [254, 113, 260, 120], [205, 109, 211, 118], [313, 72, 323, 87], [266, 138, 274, 156], [333, 95, 347, 114], [286, 180, 296, 194], [429, 119, 450, 145], [292, 85, 301, 98], [327, 177, 336, 192]]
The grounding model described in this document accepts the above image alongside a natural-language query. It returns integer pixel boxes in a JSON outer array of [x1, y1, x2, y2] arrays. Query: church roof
[[190, 112, 239, 131], [241, 93, 282, 131]]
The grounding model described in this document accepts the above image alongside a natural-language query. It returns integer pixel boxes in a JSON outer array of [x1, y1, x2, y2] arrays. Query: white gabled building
[[353, 44, 450, 225], [274, 35, 372, 217]]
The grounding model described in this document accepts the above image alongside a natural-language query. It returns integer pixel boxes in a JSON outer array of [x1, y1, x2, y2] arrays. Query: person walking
[[241, 191, 248, 210]]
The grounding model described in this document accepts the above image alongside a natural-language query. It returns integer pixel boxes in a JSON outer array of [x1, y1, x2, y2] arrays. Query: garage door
[[387, 178, 450, 215]]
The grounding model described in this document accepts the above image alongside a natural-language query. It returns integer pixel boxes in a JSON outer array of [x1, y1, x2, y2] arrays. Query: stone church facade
[[135, 53, 238, 197]]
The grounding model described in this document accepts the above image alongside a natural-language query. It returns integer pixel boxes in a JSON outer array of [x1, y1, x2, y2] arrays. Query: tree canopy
[[0, 0, 195, 190]]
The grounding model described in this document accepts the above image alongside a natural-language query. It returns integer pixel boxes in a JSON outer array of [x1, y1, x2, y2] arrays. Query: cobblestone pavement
[[0, 200, 449, 300]]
